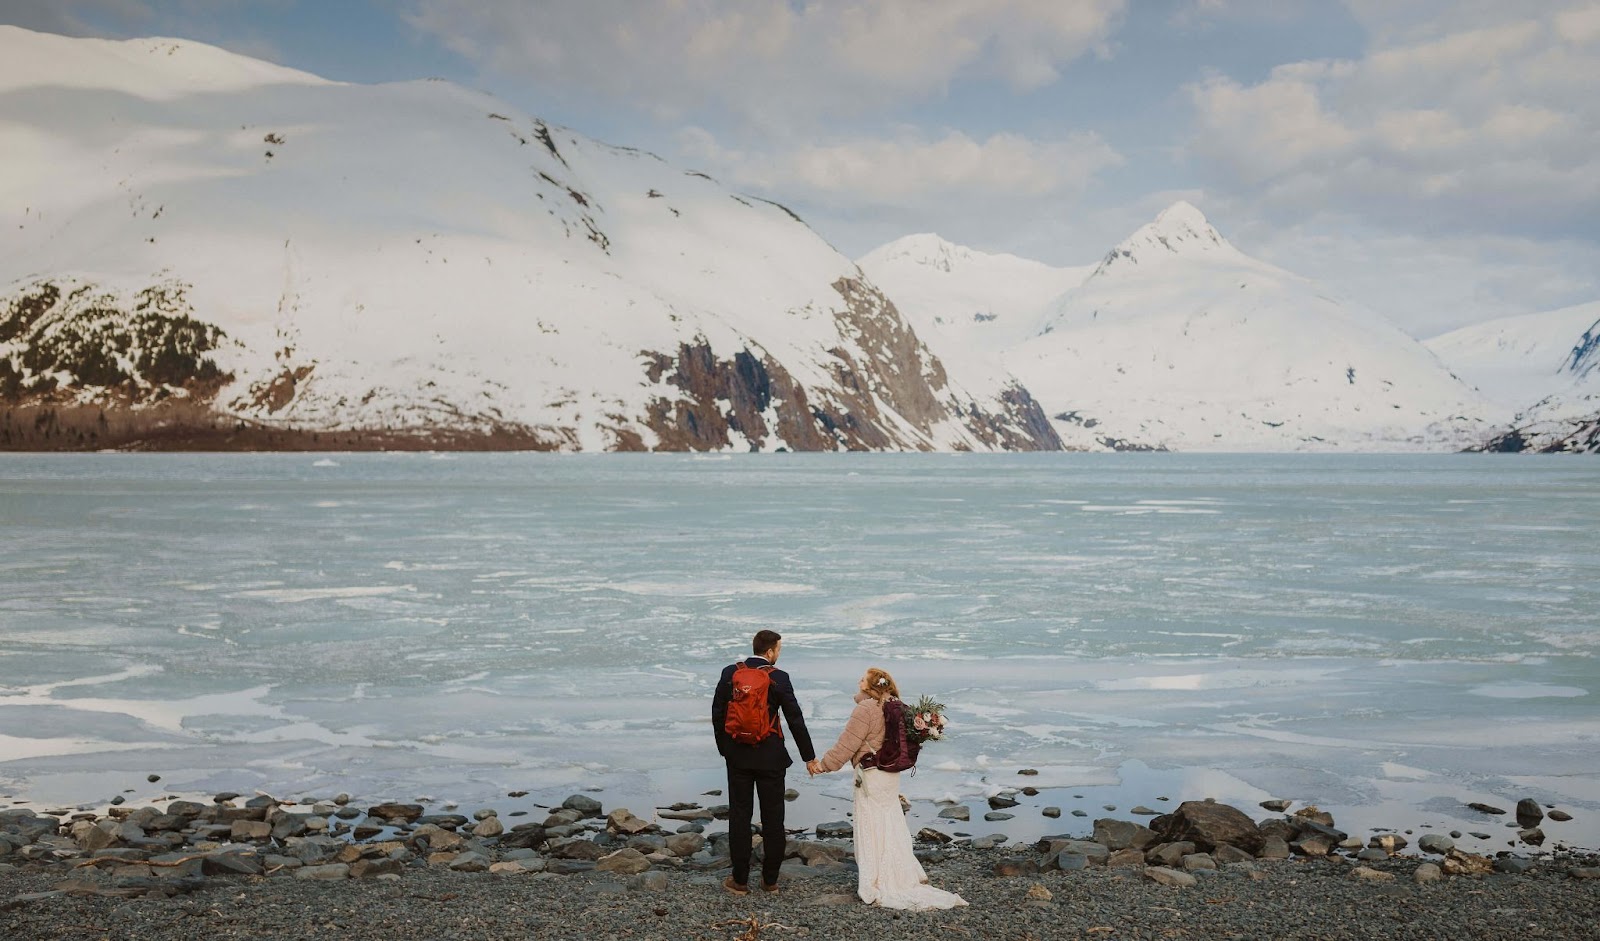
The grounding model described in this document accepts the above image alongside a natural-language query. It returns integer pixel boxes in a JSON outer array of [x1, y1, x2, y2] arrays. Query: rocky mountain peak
[[1092, 200, 1230, 276]]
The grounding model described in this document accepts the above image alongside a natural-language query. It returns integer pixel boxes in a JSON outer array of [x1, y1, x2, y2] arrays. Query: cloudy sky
[[5, 0, 1598, 337]]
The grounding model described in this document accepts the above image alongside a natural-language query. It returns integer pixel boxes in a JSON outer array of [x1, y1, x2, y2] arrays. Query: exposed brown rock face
[[637, 279, 1061, 452]]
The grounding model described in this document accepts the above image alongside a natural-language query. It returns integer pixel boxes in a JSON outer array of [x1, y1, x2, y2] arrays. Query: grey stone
[[629, 870, 669, 892], [1548, 809, 1573, 822], [1144, 866, 1197, 888], [596, 848, 651, 875], [916, 828, 953, 844], [1259, 799, 1293, 812], [1106, 848, 1145, 869], [201, 852, 263, 876], [449, 852, 491, 872], [1055, 853, 1089, 871], [1093, 818, 1158, 851], [988, 795, 1020, 810], [937, 805, 970, 822], [1519, 827, 1545, 846], [1350, 866, 1395, 882], [1130, 806, 1159, 816], [1181, 853, 1217, 871], [665, 832, 704, 857], [1071, 810, 1088, 818], [1418, 834, 1455, 855], [1356, 848, 1388, 862], [816, 820, 853, 839], [1495, 857, 1536, 875], [1147, 841, 1195, 867], [984, 812, 1014, 822], [1516, 798, 1544, 828], [473, 817, 504, 838], [1041, 807, 1061, 818], [562, 794, 603, 818], [548, 838, 605, 860], [1258, 838, 1291, 860], [546, 858, 597, 875], [1155, 801, 1264, 854], [368, 803, 424, 823], [1213, 843, 1254, 865], [294, 863, 350, 880], [992, 857, 1039, 877], [1415, 862, 1443, 884], [350, 858, 406, 878]]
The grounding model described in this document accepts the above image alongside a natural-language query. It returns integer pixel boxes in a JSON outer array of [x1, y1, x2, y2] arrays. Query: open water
[[1, 453, 1597, 852]]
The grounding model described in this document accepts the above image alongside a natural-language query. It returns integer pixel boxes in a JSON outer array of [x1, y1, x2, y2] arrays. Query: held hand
[[806, 759, 822, 776]]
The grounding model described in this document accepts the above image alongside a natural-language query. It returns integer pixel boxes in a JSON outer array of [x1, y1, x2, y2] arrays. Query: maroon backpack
[[861, 698, 920, 773]]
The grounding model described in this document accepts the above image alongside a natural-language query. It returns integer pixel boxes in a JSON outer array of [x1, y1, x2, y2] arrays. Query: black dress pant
[[726, 764, 785, 886]]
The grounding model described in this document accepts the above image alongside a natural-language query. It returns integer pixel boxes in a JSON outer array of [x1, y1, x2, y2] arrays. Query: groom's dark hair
[[752, 630, 782, 656]]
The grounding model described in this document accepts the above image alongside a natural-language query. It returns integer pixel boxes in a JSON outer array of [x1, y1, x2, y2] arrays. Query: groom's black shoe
[[723, 876, 749, 896]]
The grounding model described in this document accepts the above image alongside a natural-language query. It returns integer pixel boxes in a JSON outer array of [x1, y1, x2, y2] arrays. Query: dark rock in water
[[1041, 807, 1061, 818], [1293, 819, 1348, 844], [561, 795, 602, 818], [1071, 810, 1088, 818], [507, 791, 528, 798], [1259, 799, 1292, 812], [164, 801, 206, 818], [784, 789, 799, 801], [214, 793, 242, 803], [1130, 806, 1159, 816], [916, 828, 953, 844], [984, 812, 1014, 822], [1519, 827, 1545, 846], [109, 796, 125, 806], [988, 795, 1020, 810], [416, 814, 470, 829], [1417, 834, 1455, 855], [816, 821, 853, 839], [1516, 798, 1545, 828], [1018, 769, 1039, 776], [1021, 787, 1040, 797], [369, 803, 424, 823], [146, 775, 161, 783], [1155, 801, 1263, 854], [707, 804, 731, 820], [1467, 802, 1507, 816], [938, 806, 970, 822], [1290, 836, 1333, 857], [1548, 809, 1573, 822]]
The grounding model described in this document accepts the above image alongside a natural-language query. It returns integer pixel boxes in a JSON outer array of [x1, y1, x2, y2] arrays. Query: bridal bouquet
[[905, 694, 948, 745]]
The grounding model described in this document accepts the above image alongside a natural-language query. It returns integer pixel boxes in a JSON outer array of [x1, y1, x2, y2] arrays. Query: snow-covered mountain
[[0, 26, 1058, 452], [865, 203, 1493, 451], [859, 234, 1089, 352], [1427, 302, 1600, 453]]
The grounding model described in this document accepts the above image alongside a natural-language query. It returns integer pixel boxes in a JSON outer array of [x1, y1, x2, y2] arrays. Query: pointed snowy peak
[[1561, 315, 1600, 378], [860, 232, 975, 274], [1093, 201, 1232, 275]]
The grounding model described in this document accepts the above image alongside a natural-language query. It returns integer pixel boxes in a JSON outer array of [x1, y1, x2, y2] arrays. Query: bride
[[808, 667, 967, 910]]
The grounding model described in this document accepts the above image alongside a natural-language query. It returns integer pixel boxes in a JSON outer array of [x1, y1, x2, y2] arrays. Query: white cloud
[[678, 126, 1122, 207], [1186, 3, 1600, 237], [401, 0, 1125, 123]]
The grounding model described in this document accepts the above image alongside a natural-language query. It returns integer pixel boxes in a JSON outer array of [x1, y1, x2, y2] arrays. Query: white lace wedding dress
[[853, 767, 967, 910]]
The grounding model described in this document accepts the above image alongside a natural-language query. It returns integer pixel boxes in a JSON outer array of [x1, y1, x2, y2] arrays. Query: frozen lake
[[1, 453, 1597, 852]]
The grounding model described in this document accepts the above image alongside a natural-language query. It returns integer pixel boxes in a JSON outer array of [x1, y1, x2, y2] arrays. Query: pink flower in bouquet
[[913, 714, 928, 731]]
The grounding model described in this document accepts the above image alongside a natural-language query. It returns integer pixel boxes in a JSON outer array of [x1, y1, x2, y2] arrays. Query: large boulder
[[1153, 801, 1263, 854], [1093, 818, 1158, 851]]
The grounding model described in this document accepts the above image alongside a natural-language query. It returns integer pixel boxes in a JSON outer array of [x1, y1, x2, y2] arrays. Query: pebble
[[1041, 807, 1061, 818], [938, 806, 970, 822], [1415, 862, 1443, 884]]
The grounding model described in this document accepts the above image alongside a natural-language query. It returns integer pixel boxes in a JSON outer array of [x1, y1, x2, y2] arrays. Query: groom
[[712, 629, 815, 895]]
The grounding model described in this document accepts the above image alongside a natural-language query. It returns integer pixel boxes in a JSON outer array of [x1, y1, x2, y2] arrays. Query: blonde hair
[[863, 666, 899, 701]]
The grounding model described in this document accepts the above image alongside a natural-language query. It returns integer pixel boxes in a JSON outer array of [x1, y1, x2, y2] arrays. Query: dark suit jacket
[[712, 656, 816, 771]]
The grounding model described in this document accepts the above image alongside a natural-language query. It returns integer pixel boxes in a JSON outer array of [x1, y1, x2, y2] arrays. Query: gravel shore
[[6, 849, 1600, 941]]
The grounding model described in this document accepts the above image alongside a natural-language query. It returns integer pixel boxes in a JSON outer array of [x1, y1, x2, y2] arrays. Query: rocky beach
[[4, 782, 1598, 941]]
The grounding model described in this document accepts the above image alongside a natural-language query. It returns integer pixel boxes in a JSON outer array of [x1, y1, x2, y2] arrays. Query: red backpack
[[862, 698, 919, 773], [724, 663, 781, 745]]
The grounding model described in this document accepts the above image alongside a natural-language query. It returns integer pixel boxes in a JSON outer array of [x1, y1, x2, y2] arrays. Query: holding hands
[[806, 759, 824, 776]]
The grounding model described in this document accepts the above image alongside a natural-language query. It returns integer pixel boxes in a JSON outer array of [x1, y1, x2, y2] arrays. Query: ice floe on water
[[0, 453, 1597, 848]]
